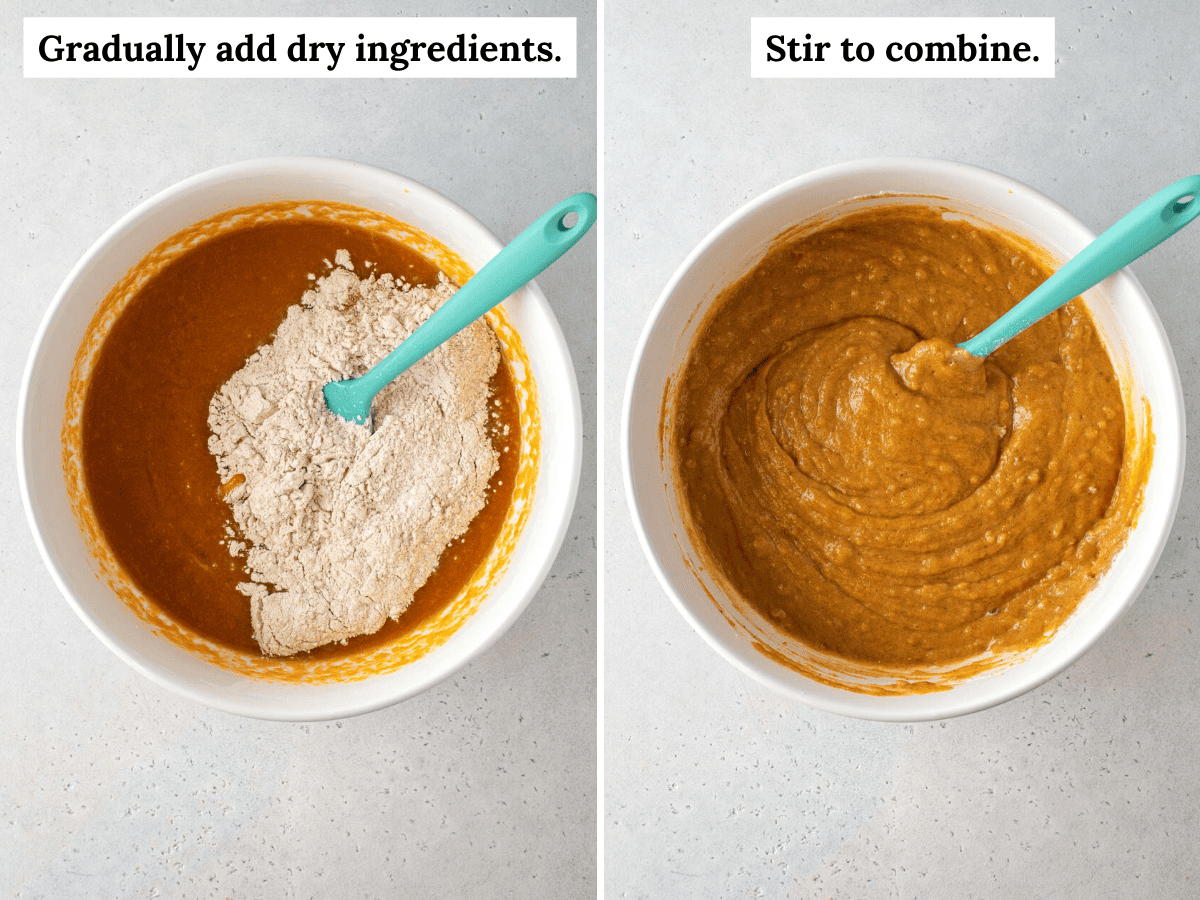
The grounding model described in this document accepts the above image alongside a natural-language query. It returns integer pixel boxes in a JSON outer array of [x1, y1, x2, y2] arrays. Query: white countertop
[[1, 1, 596, 897], [604, 1, 1200, 897]]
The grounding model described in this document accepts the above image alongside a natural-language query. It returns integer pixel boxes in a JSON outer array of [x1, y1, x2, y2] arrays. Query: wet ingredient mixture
[[80, 213, 521, 659], [672, 204, 1143, 671]]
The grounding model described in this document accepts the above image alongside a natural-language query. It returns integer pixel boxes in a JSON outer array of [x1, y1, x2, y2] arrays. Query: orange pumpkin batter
[[80, 215, 519, 659], [671, 204, 1144, 670]]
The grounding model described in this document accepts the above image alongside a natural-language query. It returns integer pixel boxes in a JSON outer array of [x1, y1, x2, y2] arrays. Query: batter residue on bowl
[[671, 204, 1147, 675]]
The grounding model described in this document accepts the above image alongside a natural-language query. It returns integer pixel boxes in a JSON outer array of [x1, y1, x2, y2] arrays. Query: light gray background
[[2, 2, 595, 898], [606, 2, 1199, 897]]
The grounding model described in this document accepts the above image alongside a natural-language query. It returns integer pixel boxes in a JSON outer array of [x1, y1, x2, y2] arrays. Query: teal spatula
[[960, 175, 1199, 358], [324, 191, 597, 425]]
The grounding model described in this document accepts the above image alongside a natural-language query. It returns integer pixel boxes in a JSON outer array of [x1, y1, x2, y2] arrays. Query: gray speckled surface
[[3, 2, 595, 897], [605, 1, 1200, 897]]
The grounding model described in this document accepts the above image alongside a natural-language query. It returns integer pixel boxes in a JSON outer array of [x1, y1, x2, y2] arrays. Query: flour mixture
[[208, 251, 500, 656]]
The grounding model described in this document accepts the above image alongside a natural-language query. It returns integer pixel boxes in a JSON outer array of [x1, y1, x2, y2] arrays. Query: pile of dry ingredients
[[208, 250, 500, 656]]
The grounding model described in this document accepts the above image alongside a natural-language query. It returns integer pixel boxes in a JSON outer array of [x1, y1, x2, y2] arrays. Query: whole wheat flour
[[207, 250, 500, 656]]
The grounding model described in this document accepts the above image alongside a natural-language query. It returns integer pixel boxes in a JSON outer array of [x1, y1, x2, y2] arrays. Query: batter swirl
[[672, 205, 1140, 670]]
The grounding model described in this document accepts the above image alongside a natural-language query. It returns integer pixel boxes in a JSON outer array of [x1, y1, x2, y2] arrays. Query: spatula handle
[[357, 192, 598, 396], [961, 175, 1200, 358]]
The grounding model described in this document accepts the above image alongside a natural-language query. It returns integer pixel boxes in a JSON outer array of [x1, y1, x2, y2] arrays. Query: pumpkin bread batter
[[672, 205, 1143, 671]]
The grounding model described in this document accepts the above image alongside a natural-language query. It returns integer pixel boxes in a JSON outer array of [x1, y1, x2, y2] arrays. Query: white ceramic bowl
[[18, 157, 582, 721], [624, 157, 1185, 721]]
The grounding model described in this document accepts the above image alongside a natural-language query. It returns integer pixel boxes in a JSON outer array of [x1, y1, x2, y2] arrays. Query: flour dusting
[[208, 252, 500, 656]]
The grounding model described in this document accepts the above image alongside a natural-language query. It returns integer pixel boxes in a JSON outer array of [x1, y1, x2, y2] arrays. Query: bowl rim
[[622, 155, 1186, 721], [16, 156, 583, 720]]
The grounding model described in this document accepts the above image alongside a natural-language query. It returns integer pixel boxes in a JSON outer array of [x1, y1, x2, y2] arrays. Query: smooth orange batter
[[80, 217, 519, 659], [672, 204, 1144, 671]]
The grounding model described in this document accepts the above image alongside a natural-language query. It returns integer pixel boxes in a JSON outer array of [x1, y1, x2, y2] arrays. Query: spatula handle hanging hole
[[560, 210, 580, 230], [1174, 195, 1195, 214]]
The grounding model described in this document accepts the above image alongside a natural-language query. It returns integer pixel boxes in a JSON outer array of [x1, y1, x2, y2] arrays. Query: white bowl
[[624, 157, 1185, 721], [18, 157, 582, 721]]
